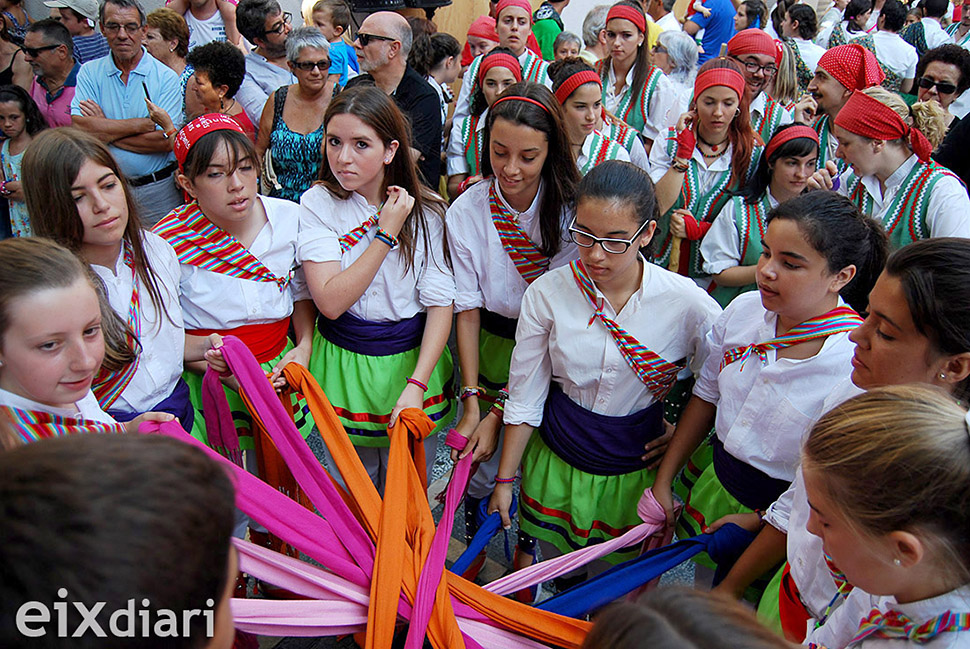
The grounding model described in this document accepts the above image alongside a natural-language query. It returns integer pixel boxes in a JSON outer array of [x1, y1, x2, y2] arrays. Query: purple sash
[[539, 383, 664, 476], [316, 311, 425, 357], [108, 378, 193, 432], [711, 437, 790, 511], [480, 309, 517, 340]]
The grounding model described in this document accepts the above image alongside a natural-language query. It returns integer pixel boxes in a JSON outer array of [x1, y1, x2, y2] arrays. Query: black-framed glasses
[[292, 58, 331, 71], [263, 11, 292, 36], [918, 77, 958, 95], [356, 32, 396, 46], [568, 218, 649, 254], [21, 43, 59, 57], [732, 55, 778, 77], [102, 22, 142, 34]]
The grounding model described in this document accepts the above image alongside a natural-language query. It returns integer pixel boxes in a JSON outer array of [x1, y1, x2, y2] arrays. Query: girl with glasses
[[810, 86, 970, 249], [487, 160, 720, 584]]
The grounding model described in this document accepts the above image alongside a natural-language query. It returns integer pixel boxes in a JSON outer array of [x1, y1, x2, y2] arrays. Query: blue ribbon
[[450, 495, 518, 576]]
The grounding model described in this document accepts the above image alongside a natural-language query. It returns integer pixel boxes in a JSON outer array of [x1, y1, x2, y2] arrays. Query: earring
[[169, 46, 175, 52], [220, 97, 225, 111], [893, 558, 901, 566], [941, 372, 947, 380]]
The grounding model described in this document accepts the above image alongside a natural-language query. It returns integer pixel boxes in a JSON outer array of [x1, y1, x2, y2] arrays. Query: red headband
[[495, 0, 533, 22], [553, 70, 602, 104], [491, 94, 550, 114], [606, 4, 646, 33], [834, 90, 933, 162], [727, 28, 776, 59], [479, 52, 522, 84], [765, 125, 820, 159], [694, 67, 746, 102], [467, 15, 498, 41], [174, 113, 246, 169], [818, 43, 885, 91]]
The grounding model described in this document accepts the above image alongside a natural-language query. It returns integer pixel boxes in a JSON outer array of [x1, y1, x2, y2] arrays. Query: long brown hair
[[23, 128, 173, 334], [481, 82, 579, 258], [317, 86, 446, 272], [693, 57, 761, 186], [598, 1, 652, 111]]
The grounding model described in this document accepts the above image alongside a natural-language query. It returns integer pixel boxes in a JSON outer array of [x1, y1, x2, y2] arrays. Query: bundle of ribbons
[[140, 337, 753, 648]]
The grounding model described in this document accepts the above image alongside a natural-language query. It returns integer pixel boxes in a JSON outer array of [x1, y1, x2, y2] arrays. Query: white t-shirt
[[867, 30, 918, 82], [185, 8, 227, 51]]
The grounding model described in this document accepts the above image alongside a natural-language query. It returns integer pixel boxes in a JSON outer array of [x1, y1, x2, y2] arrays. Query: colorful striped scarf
[[849, 609, 970, 645], [338, 205, 382, 253], [489, 182, 550, 284], [720, 306, 863, 370], [570, 260, 683, 400], [1, 406, 126, 443], [92, 241, 141, 409], [152, 200, 290, 291]]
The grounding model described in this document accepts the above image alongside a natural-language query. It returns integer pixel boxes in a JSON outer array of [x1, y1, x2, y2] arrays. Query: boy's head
[[312, 0, 350, 41], [0, 434, 237, 649]]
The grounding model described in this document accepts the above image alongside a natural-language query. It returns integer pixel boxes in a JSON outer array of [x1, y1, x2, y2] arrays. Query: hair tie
[[553, 70, 602, 104], [491, 94, 551, 114], [174, 113, 246, 170], [606, 4, 646, 33], [478, 52, 522, 84], [764, 125, 819, 159]]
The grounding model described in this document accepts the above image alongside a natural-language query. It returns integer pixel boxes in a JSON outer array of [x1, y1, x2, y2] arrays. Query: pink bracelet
[[406, 376, 428, 392]]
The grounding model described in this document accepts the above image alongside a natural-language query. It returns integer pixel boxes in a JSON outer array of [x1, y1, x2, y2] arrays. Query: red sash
[[188, 318, 290, 363], [779, 562, 811, 642]]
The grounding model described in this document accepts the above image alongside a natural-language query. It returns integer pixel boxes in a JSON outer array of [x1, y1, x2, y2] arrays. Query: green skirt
[[184, 339, 314, 451], [673, 431, 715, 508], [477, 325, 515, 407], [308, 330, 454, 448], [676, 461, 752, 569], [519, 434, 657, 565], [757, 564, 786, 636]]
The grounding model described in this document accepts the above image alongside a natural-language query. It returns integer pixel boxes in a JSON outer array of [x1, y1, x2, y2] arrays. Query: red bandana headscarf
[[818, 43, 886, 91], [727, 29, 776, 59], [834, 90, 933, 161], [174, 113, 246, 170], [694, 66, 746, 102]]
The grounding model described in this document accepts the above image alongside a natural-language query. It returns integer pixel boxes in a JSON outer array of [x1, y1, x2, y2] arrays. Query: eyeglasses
[[21, 43, 59, 57], [734, 56, 778, 77], [263, 11, 292, 36], [918, 77, 958, 95], [356, 32, 397, 46], [102, 22, 142, 34], [568, 218, 650, 254], [292, 58, 331, 71], [653, 44, 667, 54]]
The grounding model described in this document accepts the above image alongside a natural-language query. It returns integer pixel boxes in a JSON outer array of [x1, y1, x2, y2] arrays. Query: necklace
[[698, 132, 729, 152]]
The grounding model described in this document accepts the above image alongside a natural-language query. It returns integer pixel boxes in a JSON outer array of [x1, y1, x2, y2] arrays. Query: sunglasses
[[21, 43, 60, 57], [918, 77, 958, 95], [356, 32, 396, 46], [292, 58, 331, 71]]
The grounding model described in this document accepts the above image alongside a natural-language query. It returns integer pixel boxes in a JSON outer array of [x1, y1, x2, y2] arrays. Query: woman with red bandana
[[810, 86, 970, 249], [649, 58, 762, 285]]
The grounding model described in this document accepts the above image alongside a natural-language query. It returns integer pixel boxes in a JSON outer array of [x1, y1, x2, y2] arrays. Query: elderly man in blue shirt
[[71, 0, 183, 226]]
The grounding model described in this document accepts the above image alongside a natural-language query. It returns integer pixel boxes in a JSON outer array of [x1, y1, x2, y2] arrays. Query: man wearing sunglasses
[[236, 0, 296, 126], [71, 0, 183, 226], [344, 11, 442, 188], [23, 19, 78, 128]]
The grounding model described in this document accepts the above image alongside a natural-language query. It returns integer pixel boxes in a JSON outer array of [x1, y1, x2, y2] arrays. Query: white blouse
[[806, 585, 970, 649], [446, 107, 488, 177], [701, 191, 779, 276], [504, 258, 721, 426], [92, 232, 185, 414], [297, 187, 456, 322], [648, 135, 734, 194], [604, 61, 678, 143], [176, 196, 309, 330], [576, 130, 631, 173], [834, 155, 970, 239], [692, 291, 857, 481], [0, 386, 116, 424], [445, 177, 576, 318]]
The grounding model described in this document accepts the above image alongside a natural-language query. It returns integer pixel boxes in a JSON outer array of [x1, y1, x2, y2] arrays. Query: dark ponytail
[[766, 191, 888, 313], [408, 31, 461, 76]]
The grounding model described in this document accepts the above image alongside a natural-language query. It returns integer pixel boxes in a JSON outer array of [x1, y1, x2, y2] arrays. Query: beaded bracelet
[[671, 158, 690, 173], [459, 385, 485, 401], [405, 376, 428, 392], [489, 388, 509, 416], [495, 476, 517, 484], [375, 228, 398, 248]]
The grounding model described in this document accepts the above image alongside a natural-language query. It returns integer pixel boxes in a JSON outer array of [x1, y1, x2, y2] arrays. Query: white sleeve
[[415, 212, 457, 308], [446, 117, 471, 176], [691, 306, 729, 404], [296, 188, 342, 263], [685, 287, 723, 377], [926, 174, 970, 238], [451, 61, 476, 127], [445, 201, 485, 312], [648, 132, 673, 183], [701, 201, 744, 276], [644, 72, 675, 143], [614, 144, 631, 162], [764, 479, 796, 533], [628, 135, 651, 172], [503, 281, 554, 427]]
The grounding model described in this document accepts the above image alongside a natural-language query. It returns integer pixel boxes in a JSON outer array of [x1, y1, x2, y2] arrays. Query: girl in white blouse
[[649, 191, 887, 584], [802, 386, 970, 649], [25, 128, 219, 431], [489, 161, 721, 581], [299, 86, 455, 490]]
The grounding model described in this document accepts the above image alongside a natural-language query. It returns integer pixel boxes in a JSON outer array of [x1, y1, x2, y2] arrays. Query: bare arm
[[488, 422, 536, 528], [900, 78, 915, 94], [255, 90, 276, 164], [389, 304, 453, 425], [446, 173, 468, 199], [684, 20, 701, 35], [650, 395, 717, 520], [712, 264, 757, 288], [654, 165, 688, 216], [267, 298, 316, 388], [112, 130, 176, 154], [713, 524, 788, 598], [11, 50, 31, 91], [72, 113, 156, 143], [216, 0, 244, 47]]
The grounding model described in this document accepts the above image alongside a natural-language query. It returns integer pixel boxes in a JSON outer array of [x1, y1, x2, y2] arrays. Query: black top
[[345, 65, 443, 188], [934, 115, 970, 196]]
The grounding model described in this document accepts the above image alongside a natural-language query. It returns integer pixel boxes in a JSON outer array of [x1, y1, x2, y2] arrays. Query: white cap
[[43, 0, 99, 22]]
